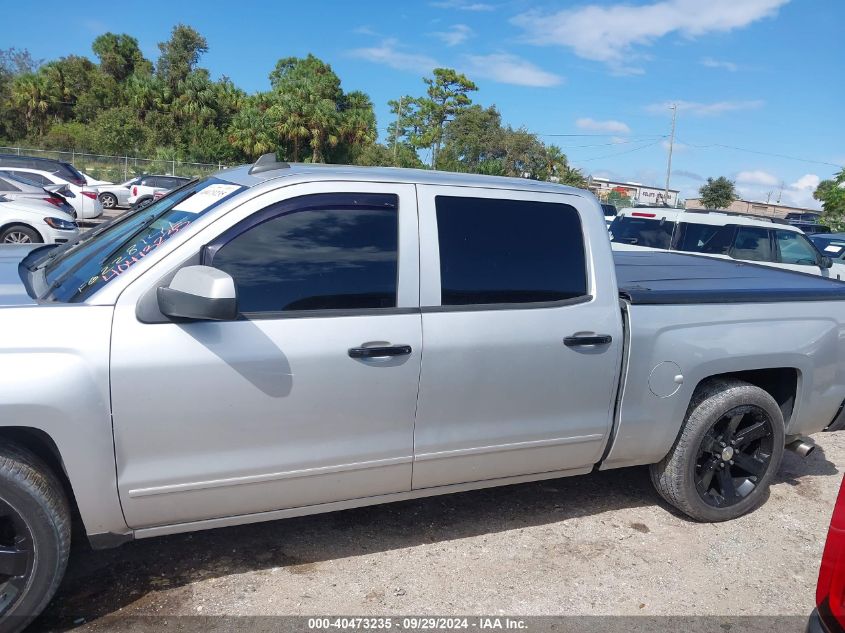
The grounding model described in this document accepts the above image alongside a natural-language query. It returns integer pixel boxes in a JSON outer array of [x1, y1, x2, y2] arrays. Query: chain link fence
[[0, 147, 230, 183]]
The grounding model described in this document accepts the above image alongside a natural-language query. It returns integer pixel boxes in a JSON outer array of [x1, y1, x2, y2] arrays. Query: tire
[[132, 197, 153, 211], [0, 226, 42, 245], [650, 378, 785, 522], [99, 193, 118, 209], [0, 444, 70, 633]]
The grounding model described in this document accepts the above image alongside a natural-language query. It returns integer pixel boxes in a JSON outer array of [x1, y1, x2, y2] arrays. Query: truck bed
[[614, 250, 845, 305]]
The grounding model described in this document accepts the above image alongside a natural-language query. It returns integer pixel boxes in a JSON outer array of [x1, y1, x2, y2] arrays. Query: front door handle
[[348, 345, 412, 359], [563, 334, 612, 347]]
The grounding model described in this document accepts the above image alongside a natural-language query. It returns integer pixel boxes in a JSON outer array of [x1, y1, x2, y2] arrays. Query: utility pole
[[392, 96, 404, 167], [664, 103, 677, 205]]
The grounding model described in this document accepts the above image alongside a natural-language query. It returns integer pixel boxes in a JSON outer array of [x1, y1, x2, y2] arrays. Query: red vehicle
[[810, 476, 845, 632]]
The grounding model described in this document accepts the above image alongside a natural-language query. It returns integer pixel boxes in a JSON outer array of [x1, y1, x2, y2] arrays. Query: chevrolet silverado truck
[[1, 156, 845, 630]]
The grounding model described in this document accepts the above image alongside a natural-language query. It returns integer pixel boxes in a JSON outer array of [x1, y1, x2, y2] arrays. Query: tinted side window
[[609, 216, 675, 248], [18, 172, 50, 186], [675, 223, 733, 255], [731, 227, 773, 262], [435, 196, 587, 306], [213, 195, 399, 313], [776, 230, 819, 265], [0, 177, 20, 192]]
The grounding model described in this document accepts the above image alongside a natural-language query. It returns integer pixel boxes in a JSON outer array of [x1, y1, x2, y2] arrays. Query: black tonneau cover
[[614, 250, 845, 305]]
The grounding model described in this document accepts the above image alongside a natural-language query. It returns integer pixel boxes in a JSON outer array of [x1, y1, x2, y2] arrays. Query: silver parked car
[[96, 176, 139, 209], [0, 156, 844, 628]]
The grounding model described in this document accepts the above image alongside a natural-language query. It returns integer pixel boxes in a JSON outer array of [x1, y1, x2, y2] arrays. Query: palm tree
[[340, 91, 377, 148], [227, 103, 275, 160], [9, 73, 56, 136]]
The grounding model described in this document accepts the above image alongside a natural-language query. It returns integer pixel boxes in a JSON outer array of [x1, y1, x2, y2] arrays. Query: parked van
[[609, 207, 844, 280]]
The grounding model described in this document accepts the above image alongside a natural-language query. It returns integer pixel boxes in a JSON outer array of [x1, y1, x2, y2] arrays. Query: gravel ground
[[31, 431, 844, 631]]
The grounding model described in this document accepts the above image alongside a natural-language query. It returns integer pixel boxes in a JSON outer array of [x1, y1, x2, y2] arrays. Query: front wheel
[[0, 226, 41, 245], [650, 379, 785, 522], [0, 445, 70, 633]]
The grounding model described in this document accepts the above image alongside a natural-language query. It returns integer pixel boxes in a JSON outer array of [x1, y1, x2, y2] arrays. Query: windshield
[[609, 215, 675, 248], [34, 177, 244, 303]]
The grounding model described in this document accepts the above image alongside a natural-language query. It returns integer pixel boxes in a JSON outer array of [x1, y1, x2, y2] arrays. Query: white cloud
[[792, 174, 821, 191], [734, 172, 823, 210], [576, 118, 631, 134], [432, 24, 473, 46], [736, 170, 779, 186], [512, 0, 788, 73], [646, 99, 765, 116], [348, 39, 438, 73], [431, 0, 495, 11], [462, 54, 563, 87], [700, 57, 739, 71]]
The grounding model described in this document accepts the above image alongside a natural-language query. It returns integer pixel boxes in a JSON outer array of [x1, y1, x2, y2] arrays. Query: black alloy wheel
[[0, 499, 33, 617], [694, 404, 775, 508]]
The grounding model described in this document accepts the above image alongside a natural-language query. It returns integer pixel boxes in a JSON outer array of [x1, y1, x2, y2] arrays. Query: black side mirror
[[157, 265, 238, 321], [821, 255, 834, 269]]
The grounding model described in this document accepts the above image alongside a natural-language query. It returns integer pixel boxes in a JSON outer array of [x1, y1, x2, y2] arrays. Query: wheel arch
[[690, 367, 799, 428], [0, 426, 79, 521], [0, 222, 44, 243]]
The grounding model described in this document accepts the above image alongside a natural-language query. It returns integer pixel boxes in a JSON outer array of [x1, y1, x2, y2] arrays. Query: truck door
[[110, 182, 422, 529], [412, 186, 624, 489]]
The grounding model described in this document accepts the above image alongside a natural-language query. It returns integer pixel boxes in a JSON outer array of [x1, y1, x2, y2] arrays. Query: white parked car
[[0, 171, 78, 217], [609, 207, 845, 280], [96, 176, 141, 210], [0, 197, 79, 244], [127, 174, 191, 209], [0, 155, 103, 220]]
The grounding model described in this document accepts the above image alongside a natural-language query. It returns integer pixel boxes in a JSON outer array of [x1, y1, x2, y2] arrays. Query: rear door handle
[[348, 345, 412, 359], [563, 334, 612, 347]]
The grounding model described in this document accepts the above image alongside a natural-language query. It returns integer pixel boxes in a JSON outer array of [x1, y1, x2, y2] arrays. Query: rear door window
[[674, 223, 734, 255], [609, 216, 675, 248], [434, 195, 587, 306], [730, 227, 774, 262]]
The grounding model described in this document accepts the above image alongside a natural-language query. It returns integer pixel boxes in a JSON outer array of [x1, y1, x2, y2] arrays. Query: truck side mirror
[[157, 265, 238, 321], [821, 255, 834, 269]]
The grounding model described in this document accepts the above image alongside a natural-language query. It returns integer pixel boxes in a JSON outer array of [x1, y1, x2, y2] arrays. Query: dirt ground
[[32, 431, 844, 631]]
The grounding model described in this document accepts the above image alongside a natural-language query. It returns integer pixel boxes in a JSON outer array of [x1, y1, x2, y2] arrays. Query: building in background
[[684, 198, 821, 220], [588, 177, 680, 207]]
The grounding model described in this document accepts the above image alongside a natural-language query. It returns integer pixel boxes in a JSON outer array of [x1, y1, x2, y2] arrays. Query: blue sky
[[7, 0, 844, 208]]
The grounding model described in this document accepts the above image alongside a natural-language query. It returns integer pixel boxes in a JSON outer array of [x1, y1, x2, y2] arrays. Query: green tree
[[9, 72, 58, 136], [698, 176, 738, 209], [815, 170, 845, 231], [92, 33, 151, 81], [393, 68, 477, 168], [156, 24, 208, 90], [438, 105, 505, 173], [540, 144, 587, 187], [227, 98, 276, 160], [87, 106, 147, 154], [267, 55, 375, 163]]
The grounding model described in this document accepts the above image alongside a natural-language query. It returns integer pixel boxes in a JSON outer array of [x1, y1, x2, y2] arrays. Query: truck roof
[[615, 250, 845, 304], [217, 160, 587, 196]]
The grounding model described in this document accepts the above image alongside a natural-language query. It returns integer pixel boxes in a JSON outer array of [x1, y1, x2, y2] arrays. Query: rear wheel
[[0, 445, 70, 633], [132, 197, 153, 211], [0, 226, 41, 245], [650, 379, 785, 522], [99, 193, 117, 209]]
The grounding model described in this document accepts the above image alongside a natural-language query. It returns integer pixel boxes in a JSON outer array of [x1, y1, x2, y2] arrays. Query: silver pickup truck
[[1, 157, 845, 629]]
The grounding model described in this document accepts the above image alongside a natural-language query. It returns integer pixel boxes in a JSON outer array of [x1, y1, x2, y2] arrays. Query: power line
[[677, 139, 845, 170], [577, 138, 667, 162]]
